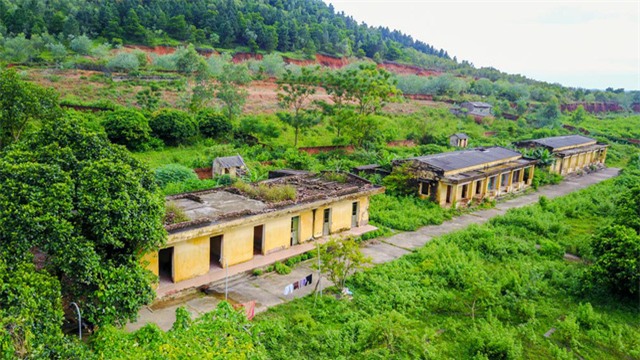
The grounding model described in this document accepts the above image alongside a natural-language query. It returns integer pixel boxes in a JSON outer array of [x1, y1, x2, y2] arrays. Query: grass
[[232, 181, 297, 202]]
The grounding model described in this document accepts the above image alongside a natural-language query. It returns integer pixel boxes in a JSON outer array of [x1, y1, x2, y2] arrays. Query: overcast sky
[[324, 0, 640, 90]]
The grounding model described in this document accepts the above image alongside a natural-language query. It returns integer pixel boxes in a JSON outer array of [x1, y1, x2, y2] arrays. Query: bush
[[107, 53, 140, 73], [154, 164, 199, 188], [149, 109, 198, 145], [197, 109, 233, 139], [102, 109, 152, 150], [69, 35, 92, 55], [274, 262, 291, 275], [233, 181, 297, 202], [164, 201, 190, 225]]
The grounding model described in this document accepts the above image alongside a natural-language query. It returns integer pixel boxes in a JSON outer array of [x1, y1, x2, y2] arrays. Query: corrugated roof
[[451, 133, 469, 139], [523, 135, 596, 150], [409, 146, 521, 172], [213, 155, 246, 169]]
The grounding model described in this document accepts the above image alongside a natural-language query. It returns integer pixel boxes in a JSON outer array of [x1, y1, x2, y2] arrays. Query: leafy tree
[[236, 116, 281, 143], [0, 69, 60, 149], [532, 98, 561, 128], [590, 225, 640, 297], [102, 108, 152, 150], [0, 34, 36, 63], [316, 237, 372, 290], [0, 115, 166, 328], [277, 67, 321, 146], [382, 163, 418, 196], [150, 108, 198, 145], [46, 42, 67, 64], [106, 53, 140, 73], [214, 63, 251, 121], [571, 105, 588, 123], [197, 108, 233, 139], [174, 45, 204, 74]]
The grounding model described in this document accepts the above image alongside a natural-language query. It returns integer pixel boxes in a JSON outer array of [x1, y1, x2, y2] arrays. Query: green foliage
[[589, 225, 640, 297], [164, 201, 190, 225], [91, 302, 267, 358], [0, 69, 60, 149], [316, 237, 372, 289], [214, 63, 251, 121], [532, 168, 563, 189], [150, 109, 198, 145], [382, 163, 418, 196], [274, 261, 291, 275], [197, 108, 233, 139], [370, 194, 449, 231], [106, 52, 140, 73], [233, 180, 297, 203], [69, 35, 92, 55], [277, 67, 321, 146], [154, 163, 198, 188], [136, 85, 161, 112], [102, 108, 152, 150], [0, 114, 166, 328]]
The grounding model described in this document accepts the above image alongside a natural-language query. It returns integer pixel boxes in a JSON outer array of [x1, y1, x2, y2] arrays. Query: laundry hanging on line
[[283, 274, 313, 296]]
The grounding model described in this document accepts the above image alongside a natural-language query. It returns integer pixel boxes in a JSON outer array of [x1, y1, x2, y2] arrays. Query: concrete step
[[203, 270, 255, 294]]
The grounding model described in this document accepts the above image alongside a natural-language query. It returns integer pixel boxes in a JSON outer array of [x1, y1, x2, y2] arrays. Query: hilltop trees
[[277, 67, 321, 147]]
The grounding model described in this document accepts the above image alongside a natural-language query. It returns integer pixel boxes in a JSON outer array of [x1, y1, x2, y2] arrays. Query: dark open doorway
[[158, 247, 174, 283], [322, 209, 331, 236], [210, 235, 223, 268], [253, 225, 264, 255]]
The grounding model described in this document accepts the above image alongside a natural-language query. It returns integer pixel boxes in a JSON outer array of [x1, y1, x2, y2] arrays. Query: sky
[[323, 0, 640, 90]]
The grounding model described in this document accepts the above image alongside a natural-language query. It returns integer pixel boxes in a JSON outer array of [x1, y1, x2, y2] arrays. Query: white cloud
[[324, 0, 640, 89]]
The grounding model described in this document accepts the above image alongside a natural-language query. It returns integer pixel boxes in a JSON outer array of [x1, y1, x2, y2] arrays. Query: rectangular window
[[461, 184, 468, 199], [513, 170, 521, 183], [475, 180, 482, 195], [420, 182, 430, 196], [488, 176, 496, 190], [500, 173, 509, 187]]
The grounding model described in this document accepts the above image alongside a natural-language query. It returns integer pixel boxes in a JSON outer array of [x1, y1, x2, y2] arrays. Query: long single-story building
[[143, 172, 384, 285], [393, 147, 537, 207], [514, 135, 608, 175]]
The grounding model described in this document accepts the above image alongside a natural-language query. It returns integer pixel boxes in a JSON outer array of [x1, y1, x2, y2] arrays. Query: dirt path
[[127, 168, 619, 331]]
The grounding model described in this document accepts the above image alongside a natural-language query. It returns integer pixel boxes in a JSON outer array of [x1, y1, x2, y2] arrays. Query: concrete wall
[[552, 147, 607, 175], [222, 226, 254, 267], [331, 200, 353, 233], [142, 251, 159, 277], [264, 216, 291, 254], [173, 235, 210, 283]]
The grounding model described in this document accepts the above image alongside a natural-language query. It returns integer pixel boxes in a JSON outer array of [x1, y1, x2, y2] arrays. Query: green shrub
[[150, 109, 198, 145], [369, 194, 449, 231], [69, 35, 92, 55], [197, 109, 233, 139], [538, 239, 564, 259], [164, 201, 190, 225], [107, 53, 140, 73], [155, 164, 198, 188], [233, 181, 297, 202], [102, 109, 151, 150], [274, 262, 291, 275]]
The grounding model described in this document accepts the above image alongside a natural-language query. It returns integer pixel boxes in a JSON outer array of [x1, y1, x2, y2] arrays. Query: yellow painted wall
[[357, 196, 370, 226], [299, 210, 314, 242], [142, 251, 159, 277], [222, 226, 254, 267], [173, 235, 210, 282], [330, 200, 352, 233], [264, 216, 291, 254]]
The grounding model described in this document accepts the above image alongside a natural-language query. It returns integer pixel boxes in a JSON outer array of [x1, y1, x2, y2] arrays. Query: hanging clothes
[[293, 281, 300, 290], [283, 284, 294, 295], [300, 278, 307, 287], [306, 274, 313, 285]]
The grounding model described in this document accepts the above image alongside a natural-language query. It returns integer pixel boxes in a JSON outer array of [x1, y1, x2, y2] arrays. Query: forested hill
[[0, 0, 449, 61]]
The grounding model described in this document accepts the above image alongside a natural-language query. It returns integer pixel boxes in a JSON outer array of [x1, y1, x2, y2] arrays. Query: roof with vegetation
[[164, 172, 383, 231], [407, 147, 523, 172]]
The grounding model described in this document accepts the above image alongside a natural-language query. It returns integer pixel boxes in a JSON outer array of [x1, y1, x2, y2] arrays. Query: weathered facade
[[144, 173, 384, 285], [449, 133, 469, 148], [393, 147, 537, 208], [514, 135, 608, 176]]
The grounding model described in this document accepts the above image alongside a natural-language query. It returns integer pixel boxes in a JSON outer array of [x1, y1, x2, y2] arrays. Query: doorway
[[291, 216, 300, 246], [210, 235, 223, 268], [351, 202, 359, 228], [322, 209, 331, 236], [461, 184, 469, 199], [253, 225, 264, 255], [475, 180, 483, 195], [158, 247, 174, 283], [446, 185, 453, 204]]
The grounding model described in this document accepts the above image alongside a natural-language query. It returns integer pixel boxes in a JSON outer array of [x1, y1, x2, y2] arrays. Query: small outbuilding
[[449, 133, 469, 148], [212, 155, 246, 178]]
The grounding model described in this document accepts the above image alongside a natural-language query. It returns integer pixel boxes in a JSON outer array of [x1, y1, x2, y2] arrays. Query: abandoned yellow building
[[144, 172, 384, 285], [514, 135, 608, 176], [393, 147, 537, 207]]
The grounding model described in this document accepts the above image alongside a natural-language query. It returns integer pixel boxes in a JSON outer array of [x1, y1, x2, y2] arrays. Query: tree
[[136, 85, 161, 111], [69, 34, 92, 55], [590, 225, 640, 297], [316, 237, 372, 290], [214, 63, 251, 122], [277, 67, 321, 146], [0, 34, 36, 63], [0, 69, 60, 149], [150, 109, 198, 145], [197, 109, 233, 139], [0, 115, 166, 328], [103, 109, 152, 150]]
